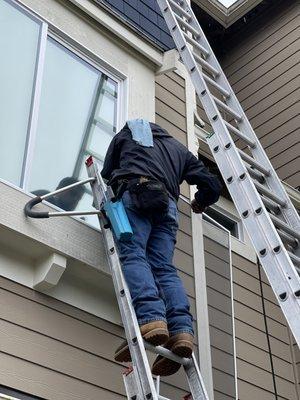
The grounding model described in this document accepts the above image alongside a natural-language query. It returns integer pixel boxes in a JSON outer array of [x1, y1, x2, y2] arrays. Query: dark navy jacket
[[101, 123, 222, 207]]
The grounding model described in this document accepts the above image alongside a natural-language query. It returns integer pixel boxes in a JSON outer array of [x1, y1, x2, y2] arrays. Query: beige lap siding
[[232, 252, 299, 400], [221, 0, 300, 189], [0, 276, 197, 400]]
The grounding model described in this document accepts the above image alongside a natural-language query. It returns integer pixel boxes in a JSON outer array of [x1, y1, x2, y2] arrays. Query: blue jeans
[[117, 191, 194, 336]]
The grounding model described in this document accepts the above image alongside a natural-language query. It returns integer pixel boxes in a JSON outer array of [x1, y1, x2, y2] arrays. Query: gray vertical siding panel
[[221, 1, 300, 189]]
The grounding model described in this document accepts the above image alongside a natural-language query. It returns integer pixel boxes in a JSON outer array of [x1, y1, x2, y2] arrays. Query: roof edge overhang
[[193, 0, 264, 27]]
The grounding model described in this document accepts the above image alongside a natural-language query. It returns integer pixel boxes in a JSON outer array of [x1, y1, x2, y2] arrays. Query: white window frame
[[3, 0, 126, 196]]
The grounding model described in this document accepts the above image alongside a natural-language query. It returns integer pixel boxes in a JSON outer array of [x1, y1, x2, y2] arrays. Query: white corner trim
[[156, 49, 180, 76], [68, 0, 164, 66], [33, 252, 67, 291], [183, 66, 215, 399]]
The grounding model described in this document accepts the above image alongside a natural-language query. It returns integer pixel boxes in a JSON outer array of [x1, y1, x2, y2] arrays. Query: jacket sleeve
[[183, 151, 222, 207], [101, 135, 120, 182]]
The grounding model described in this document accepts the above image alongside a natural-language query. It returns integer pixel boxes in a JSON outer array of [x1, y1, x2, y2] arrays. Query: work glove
[[191, 199, 207, 214]]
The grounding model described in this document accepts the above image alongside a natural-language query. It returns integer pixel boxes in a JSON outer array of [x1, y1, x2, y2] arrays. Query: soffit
[[193, 0, 264, 27]]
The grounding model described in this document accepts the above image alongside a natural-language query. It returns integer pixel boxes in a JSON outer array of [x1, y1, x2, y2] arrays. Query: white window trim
[[17, 0, 163, 67]]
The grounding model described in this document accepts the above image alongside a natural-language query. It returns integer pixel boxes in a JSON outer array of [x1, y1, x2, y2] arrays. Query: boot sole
[[151, 340, 193, 376], [114, 329, 169, 363]]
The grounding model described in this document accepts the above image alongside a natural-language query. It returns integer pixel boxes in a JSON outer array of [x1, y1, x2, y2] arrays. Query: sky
[[217, 0, 239, 7]]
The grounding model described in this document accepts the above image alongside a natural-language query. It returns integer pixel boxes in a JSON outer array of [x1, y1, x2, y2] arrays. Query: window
[[0, 385, 41, 400], [0, 0, 120, 227], [203, 207, 240, 238]]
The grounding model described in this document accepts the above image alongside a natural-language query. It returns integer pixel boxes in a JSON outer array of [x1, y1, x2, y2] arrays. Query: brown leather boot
[[114, 321, 169, 362], [152, 333, 193, 376]]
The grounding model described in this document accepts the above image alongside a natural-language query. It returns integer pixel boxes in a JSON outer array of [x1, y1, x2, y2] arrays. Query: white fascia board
[[68, 0, 164, 66], [193, 0, 263, 27]]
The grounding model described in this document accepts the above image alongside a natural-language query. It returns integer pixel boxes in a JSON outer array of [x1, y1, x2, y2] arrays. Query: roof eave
[[193, 0, 264, 27]]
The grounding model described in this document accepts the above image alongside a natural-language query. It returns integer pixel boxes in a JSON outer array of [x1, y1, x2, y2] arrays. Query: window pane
[[0, 1, 40, 185], [28, 38, 118, 227], [28, 38, 100, 192]]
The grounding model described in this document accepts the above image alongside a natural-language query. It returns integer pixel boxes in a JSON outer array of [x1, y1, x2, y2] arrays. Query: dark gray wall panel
[[94, 0, 174, 50]]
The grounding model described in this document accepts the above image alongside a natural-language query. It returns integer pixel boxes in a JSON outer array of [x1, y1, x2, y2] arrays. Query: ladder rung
[[193, 52, 220, 77], [288, 251, 300, 267], [202, 72, 230, 97], [246, 165, 265, 183], [168, 0, 191, 20], [239, 149, 270, 176], [277, 229, 299, 249], [224, 120, 256, 148], [213, 96, 242, 121], [175, 13, 201, 38], [269, 214, 300, 241], [183, 31, 210, 57], [254, 181, 287, 208], [261, 195, 281, 214], [144, 341, 191, 366]]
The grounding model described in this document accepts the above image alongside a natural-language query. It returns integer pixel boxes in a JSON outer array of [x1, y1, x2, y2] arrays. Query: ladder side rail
[[207, 133, 300, 346], [184, 355, 210, 400], [87, 161, 159, 400], [160, 0, 300, 231]]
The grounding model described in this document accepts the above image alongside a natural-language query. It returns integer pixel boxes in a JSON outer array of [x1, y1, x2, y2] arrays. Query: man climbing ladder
[[101, 119, 222, 376]]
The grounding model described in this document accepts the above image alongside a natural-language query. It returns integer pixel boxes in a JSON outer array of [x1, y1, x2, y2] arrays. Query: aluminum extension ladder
[[85, 156, 209, 400], [24, 157, 209, 399], [156, 0, 300, 346]]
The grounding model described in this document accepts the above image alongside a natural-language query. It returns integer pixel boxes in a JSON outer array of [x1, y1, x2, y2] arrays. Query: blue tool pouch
[[104, 200, 133, 242]]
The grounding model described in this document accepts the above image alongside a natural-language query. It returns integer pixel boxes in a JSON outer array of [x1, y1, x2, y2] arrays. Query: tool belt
[[116, 177, 169, 213]]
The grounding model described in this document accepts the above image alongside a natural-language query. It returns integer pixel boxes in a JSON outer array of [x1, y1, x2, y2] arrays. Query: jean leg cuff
[[138, 317, 167, 326], [169, 329, 194, 337]]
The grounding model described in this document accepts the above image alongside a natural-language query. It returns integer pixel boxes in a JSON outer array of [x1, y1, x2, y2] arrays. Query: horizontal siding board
[[166, 71, 185, 88], [0, 351, 125, 400], [237, 358, 274, 392], [155, 74, 186, 100], [243, 77, 300, 121], [212, 369, 236, 397], [205, 251, 231, 279], [155, 84, 186, 117], [211, 347, 235, 375], [223, 3, 299, 71], [209, 326, 234, 354], [249, 88, 299, 130], [176, 230, 193, 255], [234, 301, 265, 331], [207, 287, 232, 315], [155, 114, 187, 145], [237, 379, 275, 400], [174, 247, 193, 274], [178, 212, 192, 236], [204, 237, 230, 262], [237, 60, 299, 105], [206, 268, 231, 296], [0, 319, 126, 395], [208, 306, 233, 334], [227, 28, 299, 86], [267, 131, 299, 161], [155, 99, 186, 131]]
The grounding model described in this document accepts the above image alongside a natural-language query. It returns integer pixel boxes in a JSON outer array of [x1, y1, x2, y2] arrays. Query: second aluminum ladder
[[156, 0, 300, 347]]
